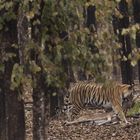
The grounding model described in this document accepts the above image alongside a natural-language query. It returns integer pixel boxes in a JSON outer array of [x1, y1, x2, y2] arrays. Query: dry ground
[[47, 115, 140, 140]]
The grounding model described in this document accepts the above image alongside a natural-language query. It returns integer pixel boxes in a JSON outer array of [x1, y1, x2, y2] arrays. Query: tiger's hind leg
[[63, 104, 83, 125], [71, 103, 84, 121]]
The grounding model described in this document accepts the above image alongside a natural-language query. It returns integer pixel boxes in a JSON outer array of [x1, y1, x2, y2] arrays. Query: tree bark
[[4, 68, 25, 140], [0, 73, 6, 140], [0, 7, 25, 137], [33, 73, 46, 140], [132, 0, 140, 83], [31, 1, 47, 140], [17, 3, 33, 140], [113, 0, 133, 84]]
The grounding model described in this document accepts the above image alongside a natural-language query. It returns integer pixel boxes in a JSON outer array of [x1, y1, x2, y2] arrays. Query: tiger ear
[[128, 83, 135, 90], [120, 84, 133, 91]]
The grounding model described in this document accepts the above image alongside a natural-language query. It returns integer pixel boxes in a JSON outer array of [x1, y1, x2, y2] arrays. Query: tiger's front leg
[[112, 103, 131, 126]]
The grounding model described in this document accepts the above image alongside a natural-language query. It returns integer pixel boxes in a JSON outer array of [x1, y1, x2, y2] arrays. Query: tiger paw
[[63, 121, 70, 126], [120, 121, 132, 128]]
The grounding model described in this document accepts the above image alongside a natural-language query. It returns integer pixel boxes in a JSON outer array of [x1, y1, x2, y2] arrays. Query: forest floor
[[47, 113, 140, 140]]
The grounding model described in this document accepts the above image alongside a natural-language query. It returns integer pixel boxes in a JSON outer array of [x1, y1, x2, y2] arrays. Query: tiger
[[68, 81, 134, 125]]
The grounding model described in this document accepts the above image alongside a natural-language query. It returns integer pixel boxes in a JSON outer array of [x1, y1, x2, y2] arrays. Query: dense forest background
[[0, 0, 140, 140]]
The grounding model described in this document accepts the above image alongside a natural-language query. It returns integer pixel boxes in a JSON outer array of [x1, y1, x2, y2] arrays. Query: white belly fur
[[103, 102, 112, 108]]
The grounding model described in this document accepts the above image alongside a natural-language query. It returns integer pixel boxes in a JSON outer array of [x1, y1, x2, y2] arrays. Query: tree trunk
[[60, 31, 75, 85], [4, 65, 25, 140], [33, 72, 46, 140], [49, 87, 58, 117], [0, 15, 25, 139], [31, 1, 47, 140], [113, 0, 133, 84], [17, 3, 33, 140], [85, 4, 97, 32], [84, 4, 99, 80], [0, 74, 6, 140], [133, 0, 140, 83]]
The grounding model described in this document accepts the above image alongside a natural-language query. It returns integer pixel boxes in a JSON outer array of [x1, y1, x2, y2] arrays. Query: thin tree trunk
[[59, 30, 75, 84], [49, 87, 58, 117], [0, 74, 6, 140], [17, 3, 33, 140], [133, 0, 140, 83], [31, 1, 47, 139], [33, 73, 46, 140], [113, 0, 133, 84], [84, 4, 99, 80]]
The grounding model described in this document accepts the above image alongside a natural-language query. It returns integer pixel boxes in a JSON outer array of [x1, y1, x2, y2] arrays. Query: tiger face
[[120, 84, 134, 98]]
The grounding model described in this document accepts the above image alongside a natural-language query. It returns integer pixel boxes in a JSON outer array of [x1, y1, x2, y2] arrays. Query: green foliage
[[127, 102, 140, 116], [1, 0, 140, 91], [39, 0, 118, 86], [0, 64, 4, 73], [29, 61, 41, 74], [0, 1, 17, 31], [11, 63, 24, 90]]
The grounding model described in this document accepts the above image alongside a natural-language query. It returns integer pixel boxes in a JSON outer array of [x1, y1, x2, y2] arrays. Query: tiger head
[[120, 84, 135, 98], [120, 83, 137, 111]]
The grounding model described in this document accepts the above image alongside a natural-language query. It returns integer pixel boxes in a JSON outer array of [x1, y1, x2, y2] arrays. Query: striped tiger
[[68, 81, 134, 125]]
